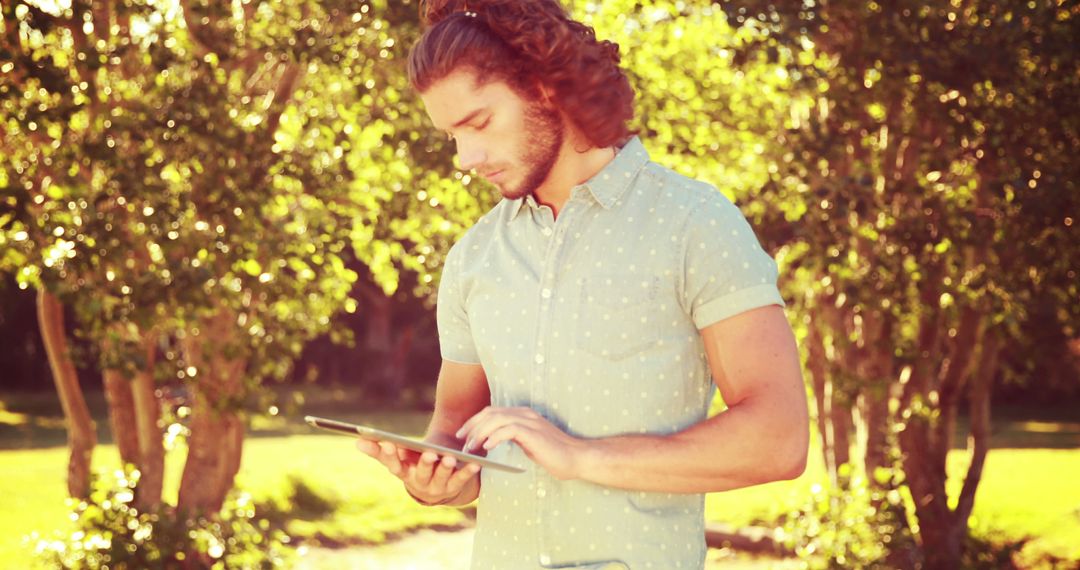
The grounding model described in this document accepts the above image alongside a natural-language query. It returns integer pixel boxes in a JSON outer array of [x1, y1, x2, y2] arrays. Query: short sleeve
[[681, 190, 785, 329], [436, 243, 481, 364]]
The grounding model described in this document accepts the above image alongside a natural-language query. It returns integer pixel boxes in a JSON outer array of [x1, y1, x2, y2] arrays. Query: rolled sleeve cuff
[[439, 343, 481, 366], [692, 284, 786, 329]]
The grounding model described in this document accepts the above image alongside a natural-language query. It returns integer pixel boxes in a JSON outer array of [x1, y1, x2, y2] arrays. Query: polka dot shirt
[[436, 136, 784, 569]]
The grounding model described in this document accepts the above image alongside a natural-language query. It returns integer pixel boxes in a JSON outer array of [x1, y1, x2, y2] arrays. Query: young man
[[355, 1, 809, 568]]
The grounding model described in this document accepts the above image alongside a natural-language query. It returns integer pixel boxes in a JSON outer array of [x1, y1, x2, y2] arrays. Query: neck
[[533, 133, 618, 219]]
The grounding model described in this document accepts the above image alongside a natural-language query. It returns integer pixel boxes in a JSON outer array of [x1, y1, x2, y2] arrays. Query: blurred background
[[1, 0, 1077, 568]]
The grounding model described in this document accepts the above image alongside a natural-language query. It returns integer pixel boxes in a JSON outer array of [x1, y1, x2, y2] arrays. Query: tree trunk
[[102, 368, 140, 467], [897, 271, 952, 562], [900, 411, 958, 569], [389, 322, 416, 401], [857, 311, 893, 479], [36, 289, 96, 498], [856, 388, 890, 477], [177, 307, 247, 514], [934, 306, 983, 474], [899, 306, 985, 569], [805, 316, 838, 484], [132, 332, 164, 508], [178, 401, 240, 513], [919, 511, 966, 570], [101, 327, 165, 507], [820, 302, 852, 475], [221, 414, 245, 496], [955, 329, 1000, 528], [366, 292, 395, 395], [829, 387, 852, 472]]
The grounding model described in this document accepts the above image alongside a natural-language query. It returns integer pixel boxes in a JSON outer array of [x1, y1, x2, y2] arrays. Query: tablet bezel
[[304, 415, 525, 474]]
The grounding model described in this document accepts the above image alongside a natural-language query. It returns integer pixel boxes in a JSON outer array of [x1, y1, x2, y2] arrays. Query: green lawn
[[1, 391, 1078, 569]]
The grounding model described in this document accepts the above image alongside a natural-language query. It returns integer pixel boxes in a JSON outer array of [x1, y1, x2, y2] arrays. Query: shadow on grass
[[255, 475, 476, 550]]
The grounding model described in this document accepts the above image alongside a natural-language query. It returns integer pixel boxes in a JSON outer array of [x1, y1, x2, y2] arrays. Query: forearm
[[574, 397, 808, 494]]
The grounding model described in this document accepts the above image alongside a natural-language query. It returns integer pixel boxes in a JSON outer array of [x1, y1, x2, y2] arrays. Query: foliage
[[0, 0, 496, 539], [716, 0, 1080, 396], [0, 0, 493, 398], [713, 0, 1079, 566], [781, 465, 916, 570], [34, 468, 293, 570]]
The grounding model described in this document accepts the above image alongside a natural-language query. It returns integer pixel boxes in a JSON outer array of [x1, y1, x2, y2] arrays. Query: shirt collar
[[508, 136, 649, 221]]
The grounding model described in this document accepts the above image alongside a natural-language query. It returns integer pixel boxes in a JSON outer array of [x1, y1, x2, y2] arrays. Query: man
[[355, 1, 809, 568]]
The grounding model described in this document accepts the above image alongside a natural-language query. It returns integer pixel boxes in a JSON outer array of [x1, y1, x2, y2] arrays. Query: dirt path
[[294, 529, 475, 570], [293, 528, 801, 569]]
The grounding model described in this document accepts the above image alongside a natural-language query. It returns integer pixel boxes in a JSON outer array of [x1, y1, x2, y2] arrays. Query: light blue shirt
[[437, 136, 785, 569]]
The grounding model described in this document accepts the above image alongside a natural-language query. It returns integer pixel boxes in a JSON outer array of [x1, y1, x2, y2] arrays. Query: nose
[[455, 138, 486, 172]]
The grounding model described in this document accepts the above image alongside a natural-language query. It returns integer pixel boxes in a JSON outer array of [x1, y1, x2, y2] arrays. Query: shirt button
[[535, 354, 545, 364], [539, 554, 552, 565], [541, 288, 552, 299], [541, 227, 553, 236]]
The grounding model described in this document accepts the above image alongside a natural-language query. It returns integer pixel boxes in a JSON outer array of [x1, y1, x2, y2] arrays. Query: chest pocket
[[576, 274, 661, 361]]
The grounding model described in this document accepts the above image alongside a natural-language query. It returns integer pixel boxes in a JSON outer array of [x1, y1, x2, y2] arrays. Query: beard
[[497, 103, 564, 201]]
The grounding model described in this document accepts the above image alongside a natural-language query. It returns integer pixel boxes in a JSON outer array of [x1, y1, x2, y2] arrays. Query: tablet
[[304, 415, 525, 474]]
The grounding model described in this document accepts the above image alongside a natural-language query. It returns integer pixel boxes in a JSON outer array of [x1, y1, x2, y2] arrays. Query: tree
[[0, 0, 486, 554], [713, 1, 1080, 567]]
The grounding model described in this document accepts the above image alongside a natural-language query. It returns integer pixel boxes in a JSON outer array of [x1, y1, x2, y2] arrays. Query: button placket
[[531, 201, 580, 567]]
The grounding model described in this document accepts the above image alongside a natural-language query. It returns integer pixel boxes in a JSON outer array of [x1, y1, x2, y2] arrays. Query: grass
[[1, 388, 1078, 569], [950, 449, 1080, 566]]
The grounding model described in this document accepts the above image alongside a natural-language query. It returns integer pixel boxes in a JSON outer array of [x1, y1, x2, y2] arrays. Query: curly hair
[[408, 0, 636, 149]]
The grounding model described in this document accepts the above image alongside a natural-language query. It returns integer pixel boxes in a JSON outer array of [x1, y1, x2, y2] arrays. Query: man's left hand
[[456, 406, 586, 480]]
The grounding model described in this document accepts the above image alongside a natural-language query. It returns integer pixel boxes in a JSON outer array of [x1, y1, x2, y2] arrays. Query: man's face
[[421, 68, 564, 200]]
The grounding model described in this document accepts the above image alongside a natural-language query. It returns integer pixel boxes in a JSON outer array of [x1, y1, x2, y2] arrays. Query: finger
[[512, 406, 542, 419], [409, 452, 440, 486], [427, 455, 458, 491], [378, 441, 405, 476], [482, 424, 532, 451], [467, 414, 536, 452], [446, 462, 482, 492], [459, 410, 515, 452], [355, 438, 380, 457], [455, 406, 493, 441], [397, 447, 422, 467]]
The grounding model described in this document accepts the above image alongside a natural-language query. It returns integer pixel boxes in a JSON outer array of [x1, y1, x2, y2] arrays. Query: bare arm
[[459, 305, 809, 493], [574, 305, 809, 492], [426, 359, 491, 446], [357, 359, 490, 505]]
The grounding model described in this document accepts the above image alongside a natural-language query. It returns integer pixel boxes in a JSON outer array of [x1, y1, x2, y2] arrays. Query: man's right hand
[[356, 439, 481, 505]]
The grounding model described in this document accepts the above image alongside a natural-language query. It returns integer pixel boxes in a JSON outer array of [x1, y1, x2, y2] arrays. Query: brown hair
[[408, 0, 636, 149]]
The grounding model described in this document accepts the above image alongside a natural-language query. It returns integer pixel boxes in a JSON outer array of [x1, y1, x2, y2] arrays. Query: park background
[[1, 0, 1078, 568]]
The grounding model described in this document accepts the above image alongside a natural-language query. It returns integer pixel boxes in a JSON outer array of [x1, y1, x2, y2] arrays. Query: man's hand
[[456, 406, 586, 480], [356, 439, 481, 505]]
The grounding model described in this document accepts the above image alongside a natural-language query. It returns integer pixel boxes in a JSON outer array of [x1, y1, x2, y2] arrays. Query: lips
[[482, 169, 505, 181]]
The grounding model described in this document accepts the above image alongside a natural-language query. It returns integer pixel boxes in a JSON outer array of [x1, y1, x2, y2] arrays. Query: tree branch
[[954, 328, 1000, 525], [177, 0, 213, 59], [933, 304, 984, 469]]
